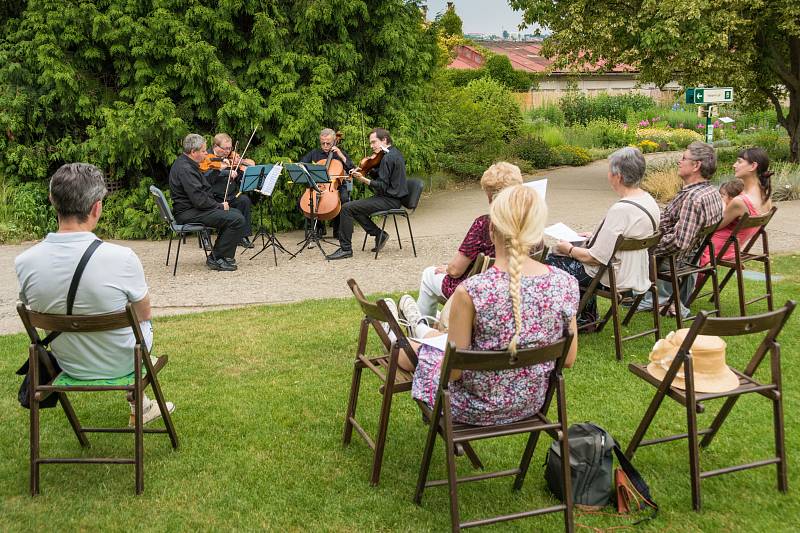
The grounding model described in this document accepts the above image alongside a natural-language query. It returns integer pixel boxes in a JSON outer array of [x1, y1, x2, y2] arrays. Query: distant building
[[449, 41, 680, 106]]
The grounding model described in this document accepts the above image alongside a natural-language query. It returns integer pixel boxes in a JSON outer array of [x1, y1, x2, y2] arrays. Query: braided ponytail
[[489, 185, 548, 361]]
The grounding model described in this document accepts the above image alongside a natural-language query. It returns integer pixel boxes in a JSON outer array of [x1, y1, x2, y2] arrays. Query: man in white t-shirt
[[15, 163, 174, 425]]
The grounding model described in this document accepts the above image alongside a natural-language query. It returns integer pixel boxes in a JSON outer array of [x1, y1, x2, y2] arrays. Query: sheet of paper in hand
[[524, 178, 547, 202], [545, 222, 584, 243]]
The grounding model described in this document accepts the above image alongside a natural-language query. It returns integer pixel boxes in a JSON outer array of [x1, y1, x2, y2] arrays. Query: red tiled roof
[[449, 42, 636, 74]]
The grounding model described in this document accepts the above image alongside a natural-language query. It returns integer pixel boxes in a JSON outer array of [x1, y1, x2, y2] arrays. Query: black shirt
[[203, 167, 237, 202], [169, 154, 222, 215], [300, 147, 355, 172], [369, 146, 407, 199]]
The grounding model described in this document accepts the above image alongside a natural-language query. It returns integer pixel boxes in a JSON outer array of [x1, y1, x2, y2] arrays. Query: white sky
[[424, 0, 536, 35]]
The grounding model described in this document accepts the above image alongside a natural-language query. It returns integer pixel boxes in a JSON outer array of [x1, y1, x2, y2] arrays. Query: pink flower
[[638, 120, 649, 127], [713, 120, 721, 128], [696, 124, 704, 130]]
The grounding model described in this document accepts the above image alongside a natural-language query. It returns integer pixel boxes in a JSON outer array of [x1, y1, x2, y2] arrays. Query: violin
[[352, 149, 385, 179], [299, 131, 349, 221]]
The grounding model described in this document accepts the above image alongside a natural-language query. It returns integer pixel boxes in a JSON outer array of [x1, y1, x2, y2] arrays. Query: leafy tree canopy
[[436, 2, 463, 38], [0, 0, 439, 186], [509, 0, 800, 160]]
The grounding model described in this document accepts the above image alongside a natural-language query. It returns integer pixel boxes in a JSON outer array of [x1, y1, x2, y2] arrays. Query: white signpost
[[686, 87, 735, 143]]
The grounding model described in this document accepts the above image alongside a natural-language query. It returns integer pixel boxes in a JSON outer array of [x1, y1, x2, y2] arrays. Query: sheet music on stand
[[259, 164, 283, 196]]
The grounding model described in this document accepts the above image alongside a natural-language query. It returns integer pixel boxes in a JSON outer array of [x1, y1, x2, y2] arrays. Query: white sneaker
[[381, 298, 402, 340], [129, 395, 176, 427], [399, 294, 424, 337]]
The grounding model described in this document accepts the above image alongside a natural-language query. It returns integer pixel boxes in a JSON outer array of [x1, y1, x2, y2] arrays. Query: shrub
[[509, 135, 554, 168], [446, 68, 486, 88], [552, 145, 592, 166], [526, 103, 565, 126], [636, 128, 702, 150], [522, 119, 565, 147], [560, 91, 655, 126], [585, 119, 635, 148], [12, 181, 56, 239], [642, 161, 683, 203], [637, 140, 660, 153], [96, 177, 169, 240], [770, 162, 800, 201], [484, 54, 535, 91]]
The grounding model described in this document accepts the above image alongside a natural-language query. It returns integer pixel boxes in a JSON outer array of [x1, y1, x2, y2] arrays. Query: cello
[[299, 132, 350, 221]]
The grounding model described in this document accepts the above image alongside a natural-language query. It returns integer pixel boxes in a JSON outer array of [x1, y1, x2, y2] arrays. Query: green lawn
[[1, 256, 799, 531]]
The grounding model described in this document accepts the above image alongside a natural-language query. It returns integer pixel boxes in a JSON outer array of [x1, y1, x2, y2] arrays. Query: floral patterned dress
[[412, 265, 579, 425]]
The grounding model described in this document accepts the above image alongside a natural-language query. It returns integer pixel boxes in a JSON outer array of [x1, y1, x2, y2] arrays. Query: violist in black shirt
[[327, 128, 408, 260], [300, 128, 355, 240]]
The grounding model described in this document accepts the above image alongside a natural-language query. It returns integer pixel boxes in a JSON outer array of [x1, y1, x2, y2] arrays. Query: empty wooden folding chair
[[342, 279, 420, 485], [580, 233, 662, 360], [17, 302, 179, 495], [656, 219, 722, 329], [692, 207, 777, 317], [625, 301, 795, 510], [413, 331, 576, 532]]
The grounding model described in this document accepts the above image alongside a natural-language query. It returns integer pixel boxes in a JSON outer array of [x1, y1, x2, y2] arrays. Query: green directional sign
[[686, 87, 734, 104]]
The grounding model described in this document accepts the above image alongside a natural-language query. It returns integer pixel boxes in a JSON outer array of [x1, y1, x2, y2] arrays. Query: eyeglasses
[[217, 145, 233, 151]]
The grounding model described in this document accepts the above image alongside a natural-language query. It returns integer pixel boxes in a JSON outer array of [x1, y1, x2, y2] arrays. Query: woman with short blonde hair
[[410, 162, 523, 322]]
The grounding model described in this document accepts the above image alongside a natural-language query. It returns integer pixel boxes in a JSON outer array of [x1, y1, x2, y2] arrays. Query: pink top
[[702, 194, 760, 265]]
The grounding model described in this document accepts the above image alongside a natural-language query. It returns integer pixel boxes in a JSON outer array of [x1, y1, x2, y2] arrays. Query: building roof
[[449, 42, 636, 74]]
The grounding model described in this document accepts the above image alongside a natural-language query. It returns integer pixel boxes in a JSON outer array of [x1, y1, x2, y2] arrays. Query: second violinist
[[200, 133, 256, 249]]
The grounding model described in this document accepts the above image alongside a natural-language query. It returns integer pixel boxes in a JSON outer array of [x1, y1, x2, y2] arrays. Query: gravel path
[[2, 153, 798, 335]]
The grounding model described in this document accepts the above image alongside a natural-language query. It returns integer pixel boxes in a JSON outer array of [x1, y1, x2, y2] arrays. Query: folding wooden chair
[[691, 207, 777, 316], [17, 302, 179, 495], [625, 301, 795, 510], [657, 220, 721, 329], [413, 332, 576, 532], [581, 233, 662, 360], [342, 279, 419, 486], [466, 245, 546, 280]]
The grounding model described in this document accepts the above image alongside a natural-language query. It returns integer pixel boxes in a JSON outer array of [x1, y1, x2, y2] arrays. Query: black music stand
[[242, 164, 294, 265], [286, 163, 335, 259]]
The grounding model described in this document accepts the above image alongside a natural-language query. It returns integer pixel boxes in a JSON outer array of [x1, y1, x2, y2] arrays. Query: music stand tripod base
[[239, 164, 294, 266]]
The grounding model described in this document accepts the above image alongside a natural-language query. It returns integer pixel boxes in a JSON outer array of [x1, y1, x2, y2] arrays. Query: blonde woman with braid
[[388, 186, 578, 426]]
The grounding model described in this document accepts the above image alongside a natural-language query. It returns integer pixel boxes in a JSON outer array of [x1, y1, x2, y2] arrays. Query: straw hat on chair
[[646, 329, 739, 393]]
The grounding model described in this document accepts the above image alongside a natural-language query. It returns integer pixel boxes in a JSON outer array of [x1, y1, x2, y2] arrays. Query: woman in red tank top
[[701, 147, 773, 266]]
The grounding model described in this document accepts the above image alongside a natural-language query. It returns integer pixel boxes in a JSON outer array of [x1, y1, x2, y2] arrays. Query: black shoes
[[327, 248, 353, 260], [206, 256, 237, 271], [239, 237, 254, 249], [371, 231, 390, 253]]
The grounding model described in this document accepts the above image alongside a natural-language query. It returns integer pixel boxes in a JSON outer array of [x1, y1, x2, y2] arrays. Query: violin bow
[[223, 124, 259, 202]]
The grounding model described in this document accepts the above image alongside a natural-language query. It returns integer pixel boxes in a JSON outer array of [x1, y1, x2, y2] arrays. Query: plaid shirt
[[655, 181, 723, 259]]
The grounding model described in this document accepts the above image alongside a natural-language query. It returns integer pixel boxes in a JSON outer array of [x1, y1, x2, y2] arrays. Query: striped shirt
[[655, 181, 723, 259]]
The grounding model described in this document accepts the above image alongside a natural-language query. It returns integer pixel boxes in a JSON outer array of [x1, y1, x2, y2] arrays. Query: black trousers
[[175, 207, 245, 259], [338, 195, 401, 251], [227, 194, 252, 236], [545, 254, 599, 326]]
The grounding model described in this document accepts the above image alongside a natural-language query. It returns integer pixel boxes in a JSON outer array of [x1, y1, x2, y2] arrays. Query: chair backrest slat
[[444, 337, 570, 372], [617, 232, 662, 252], [732, 206, 777, 232], [22, 308, 132, 333], [694, 303, 795, 337]]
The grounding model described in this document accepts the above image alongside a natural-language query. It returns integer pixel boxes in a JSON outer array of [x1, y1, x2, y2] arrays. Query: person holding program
[[546, 146, 660, 327]]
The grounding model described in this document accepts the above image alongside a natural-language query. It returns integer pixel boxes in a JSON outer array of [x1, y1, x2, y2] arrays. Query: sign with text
[[686, 87, 734, 104]]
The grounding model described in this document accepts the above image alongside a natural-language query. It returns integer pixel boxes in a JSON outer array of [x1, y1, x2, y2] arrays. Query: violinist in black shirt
[[169, 134, 246, 271], [200, 133, 255, 249], [327, 128, 408, 260], [300, 128, 355, 239]]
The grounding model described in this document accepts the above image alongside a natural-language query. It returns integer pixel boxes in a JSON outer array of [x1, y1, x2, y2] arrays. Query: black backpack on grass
[[544, 422, 658, 519], [545, 422, 615, 509]]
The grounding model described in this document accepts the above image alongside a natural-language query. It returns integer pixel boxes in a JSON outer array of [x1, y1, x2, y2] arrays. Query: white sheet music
[[544, 222, 584, 243], [259, 164, 282, 196], [411, 334, 449, 352], [524, 178, 547, 201]]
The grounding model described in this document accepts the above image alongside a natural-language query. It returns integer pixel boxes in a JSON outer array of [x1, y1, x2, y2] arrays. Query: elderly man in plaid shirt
[[639, 141, 723, 316]]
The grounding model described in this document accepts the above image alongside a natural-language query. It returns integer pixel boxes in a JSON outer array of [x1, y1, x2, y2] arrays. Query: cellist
[[300, 128, 355, 240], [200, 133, 256, 249]]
